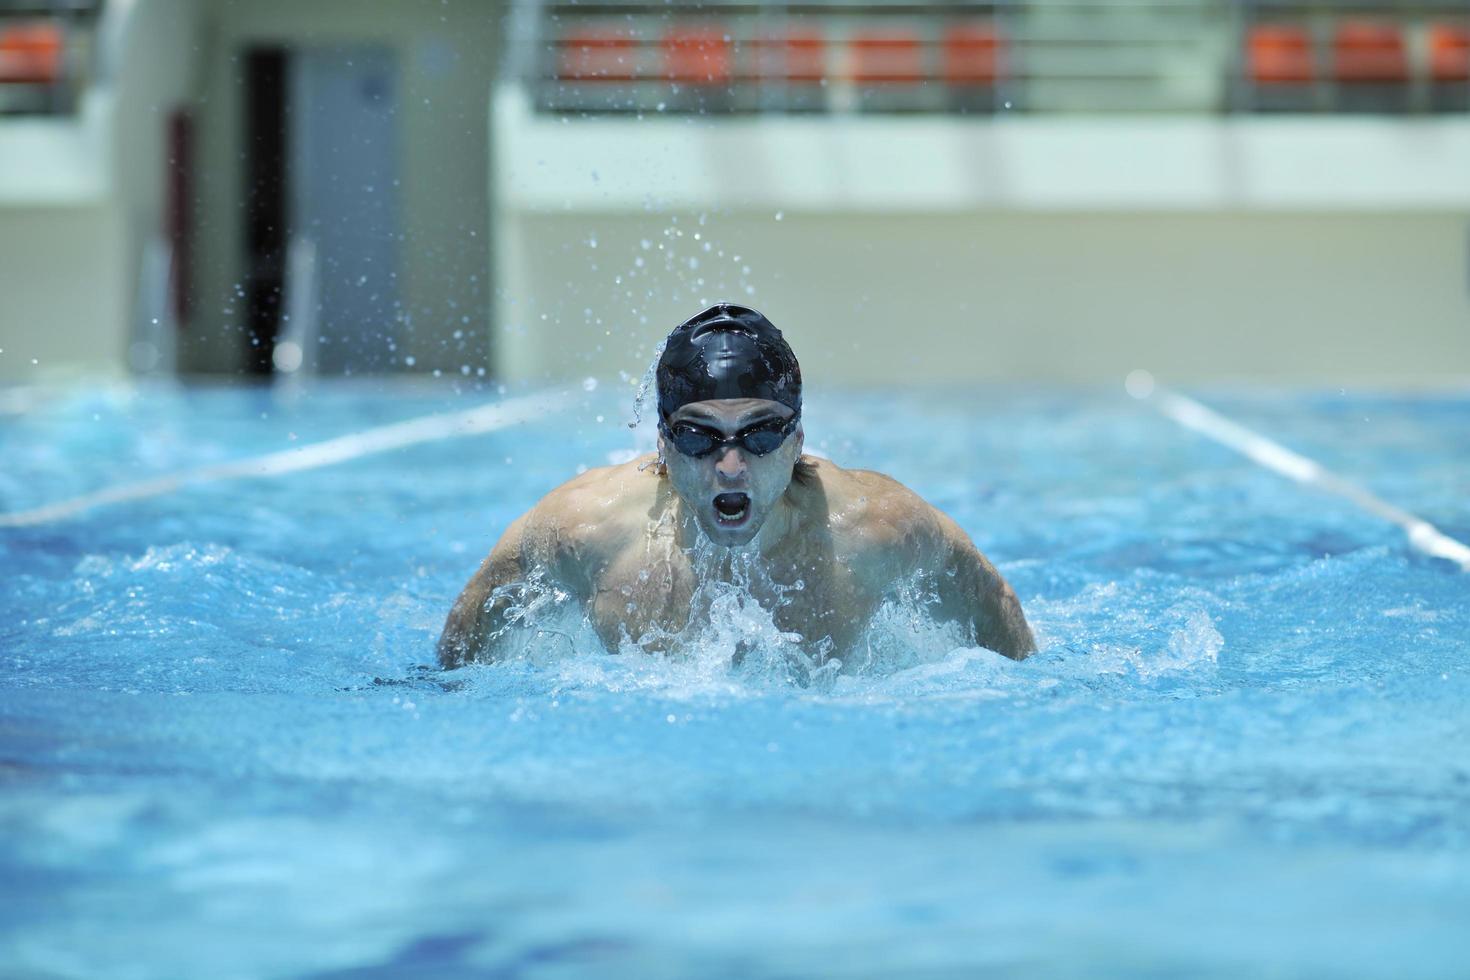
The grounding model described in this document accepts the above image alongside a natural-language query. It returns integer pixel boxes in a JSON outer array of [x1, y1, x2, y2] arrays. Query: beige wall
[[113, 0, 204, 313], [0, 205, 126, 380], [0, 0, 202, 383], [185, 0, 502, 374], [1, 0, 500, 380], [6, 2, 1469, 388], [501, 211, 1470, 387]]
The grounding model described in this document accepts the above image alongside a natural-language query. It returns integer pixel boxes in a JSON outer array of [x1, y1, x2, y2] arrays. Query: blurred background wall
[[185, 0, 501, 378], [0, 0, 200, 381], [1, 0, 1467, 387], [503, 210, 1470, 387]]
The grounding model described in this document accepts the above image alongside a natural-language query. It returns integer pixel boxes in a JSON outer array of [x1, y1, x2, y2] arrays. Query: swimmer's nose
[[714, 445, 747, 482]]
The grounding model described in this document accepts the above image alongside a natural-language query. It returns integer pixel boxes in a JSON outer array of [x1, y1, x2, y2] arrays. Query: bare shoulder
[[522, 453, 665, 558], [802, 457, 950, 561], [438, 455, 664, 667], [801, 457, 1035, 659]]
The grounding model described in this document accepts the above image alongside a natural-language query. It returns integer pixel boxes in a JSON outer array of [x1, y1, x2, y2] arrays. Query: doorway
[[241, 44, 403, 375]]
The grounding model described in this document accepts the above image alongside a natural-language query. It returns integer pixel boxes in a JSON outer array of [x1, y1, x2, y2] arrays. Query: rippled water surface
[[2, 381, 1467, 978]]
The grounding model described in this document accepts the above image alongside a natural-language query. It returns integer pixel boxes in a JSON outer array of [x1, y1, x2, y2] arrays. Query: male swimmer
[[439, 304, 1034, 667]]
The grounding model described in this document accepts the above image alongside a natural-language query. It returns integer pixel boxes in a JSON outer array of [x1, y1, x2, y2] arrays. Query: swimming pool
[[2, 380, 1467, 977]]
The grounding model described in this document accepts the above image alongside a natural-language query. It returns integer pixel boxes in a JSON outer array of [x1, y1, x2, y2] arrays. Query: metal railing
[[504, 0, 1470, 115], [0, 0, 104, 116]]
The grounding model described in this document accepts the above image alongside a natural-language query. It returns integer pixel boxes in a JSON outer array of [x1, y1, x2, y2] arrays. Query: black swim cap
[[656, 304, 802, 421]]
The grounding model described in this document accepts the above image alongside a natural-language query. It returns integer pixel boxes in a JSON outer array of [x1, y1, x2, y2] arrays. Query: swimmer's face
[[660, 398, 803, 548]]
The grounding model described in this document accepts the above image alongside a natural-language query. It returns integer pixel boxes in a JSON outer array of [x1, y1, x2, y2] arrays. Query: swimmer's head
[[656, 305, 804, 548], [656, 304, 801, 424]]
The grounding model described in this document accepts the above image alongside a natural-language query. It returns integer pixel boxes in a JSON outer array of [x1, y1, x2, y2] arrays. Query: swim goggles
[[659, 415, 798, 458]]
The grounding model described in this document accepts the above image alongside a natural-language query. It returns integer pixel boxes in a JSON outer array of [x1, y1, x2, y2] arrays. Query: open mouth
[[712, 492, 751, 527]]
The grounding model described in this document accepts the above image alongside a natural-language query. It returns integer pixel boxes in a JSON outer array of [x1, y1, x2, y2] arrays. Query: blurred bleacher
[[518, 1, 1470, 117], [0, 0, 101, 116]]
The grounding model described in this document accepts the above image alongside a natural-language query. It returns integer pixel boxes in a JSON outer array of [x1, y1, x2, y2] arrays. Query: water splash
[[1027, 581, 1224, 685], [473, 567, 596, 668], [457, 544, 1000, 695], [626, 337, 667, 431], [620, 538, 844, 692]]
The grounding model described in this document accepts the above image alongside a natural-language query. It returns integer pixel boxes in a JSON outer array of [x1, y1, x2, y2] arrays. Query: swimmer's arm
[[854, 477, 1035, 660], [931, 518, 1035, 661], [437, 503, 588, 669], [437, 514, 529, 668]]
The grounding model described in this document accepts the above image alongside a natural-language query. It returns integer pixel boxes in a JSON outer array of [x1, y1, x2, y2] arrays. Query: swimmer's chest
[[587, 543, 872, 652]]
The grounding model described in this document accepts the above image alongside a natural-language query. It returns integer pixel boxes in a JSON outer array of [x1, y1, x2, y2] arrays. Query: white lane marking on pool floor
[[0, 387, 574, 529], [1127, 371, 1470, 572]]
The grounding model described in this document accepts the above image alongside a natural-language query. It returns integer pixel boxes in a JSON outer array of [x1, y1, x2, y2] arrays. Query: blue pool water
[[2, 381, 1467, 977]]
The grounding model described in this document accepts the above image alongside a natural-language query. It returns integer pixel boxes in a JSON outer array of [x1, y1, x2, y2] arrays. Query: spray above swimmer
[[627, 336, 667, 431]]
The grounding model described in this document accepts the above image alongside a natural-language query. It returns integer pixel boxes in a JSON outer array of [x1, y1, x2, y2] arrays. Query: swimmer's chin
[[699, 525, 762, 548]]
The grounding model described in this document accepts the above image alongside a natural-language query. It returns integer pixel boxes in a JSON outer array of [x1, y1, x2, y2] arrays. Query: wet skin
[[438, 398, 1035, 668]]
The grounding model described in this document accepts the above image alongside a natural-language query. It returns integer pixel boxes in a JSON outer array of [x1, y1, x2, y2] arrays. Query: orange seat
[[1247, 25, 1314, 85], [745, 28, 826, 83], [1332, 20, 1407, 83], [943, 23, 1003, 85], [558, 29, 639, 82], [0, 22, 64, 85], [850, 30, 924, 84], [1427, 23, 1470, 83], [664, 27, 732, 85]]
